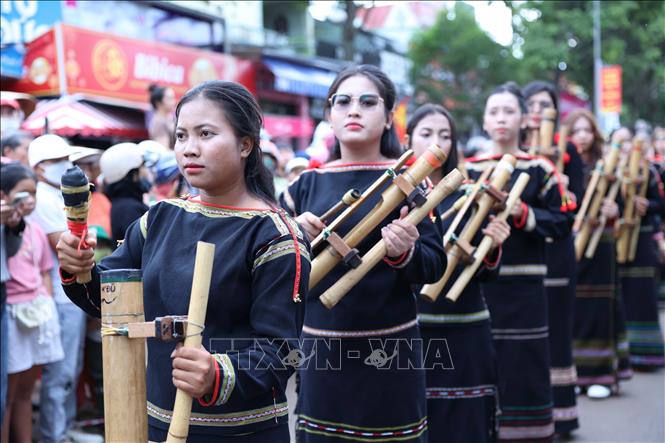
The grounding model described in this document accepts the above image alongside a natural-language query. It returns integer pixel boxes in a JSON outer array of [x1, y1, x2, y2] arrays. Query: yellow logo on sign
[[91, 40, 128, 91]]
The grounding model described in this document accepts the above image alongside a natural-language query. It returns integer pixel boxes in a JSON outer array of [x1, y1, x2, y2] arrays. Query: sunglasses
[[329, 93, 385, 110]]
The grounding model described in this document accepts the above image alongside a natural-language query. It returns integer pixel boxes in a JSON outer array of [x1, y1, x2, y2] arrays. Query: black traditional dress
[[281, 161, 446, 443], [619, 164, 665, 368], [62, 196, 309, 442], [466, 153, 570, 443], [543, 142, 584, 434], [417, 185, 501, 443]]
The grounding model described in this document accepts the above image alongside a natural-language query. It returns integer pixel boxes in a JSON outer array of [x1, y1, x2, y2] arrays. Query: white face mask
[[42, 161, 74, 186]]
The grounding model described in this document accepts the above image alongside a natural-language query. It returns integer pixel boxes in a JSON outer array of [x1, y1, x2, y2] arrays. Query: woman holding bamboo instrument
[[523, 80, 584, 436], [56, 81, 310, 442], [280, 65, 445, 442], [466, 83, 570, 443], [408, 104, 510, 443], [616, 134, 665, 371], [567, 109, 632, 399]]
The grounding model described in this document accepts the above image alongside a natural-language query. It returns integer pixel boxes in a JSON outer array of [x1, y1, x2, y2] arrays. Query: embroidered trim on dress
[[302, 319, 418, 338]]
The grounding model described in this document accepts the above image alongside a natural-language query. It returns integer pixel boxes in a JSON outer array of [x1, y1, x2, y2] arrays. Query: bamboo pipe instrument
[[628, 159, 649, 261], [319, 189, 362, 224], [319, 169, 464, 309], [439, 194, 469, 223], [443, 167, 493, 247], [311, 150, 413, 250], [309, 145, 447, 290], [421, 154, 516, 302], [167, 241, 216, 443], [100, 269, 147, 443], [528, 129, 540, 155], [556, 124, 569, 172], [585, 159, 625, 259], [573, 160, 604, 233], [617, 139, 644, 263], [446, 173, 531, 302], [539, 108, 557, 156], [574, 144, 621, 260]]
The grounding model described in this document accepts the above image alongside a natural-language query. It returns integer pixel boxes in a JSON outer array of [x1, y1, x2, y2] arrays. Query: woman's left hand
[[382, 206, 419, 258], [171, 343, 216, 398], [634, 196, 648, 217]]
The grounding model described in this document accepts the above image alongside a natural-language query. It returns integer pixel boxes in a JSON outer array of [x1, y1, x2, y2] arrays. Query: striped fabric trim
[[281, 187, 296, 214], [297, 415, 427, 442], [630, 355, 665, 366], [302, 319, 418, 338], [499, 264, 547, 277], [147, 401, 288, 427], [212, 354, 236, 406], [575, 284, 615, 298], [498, 405, 554, 440], [426, 384, 496, 399], [418, 309, 490, 325], [313, 162, 397, 174], [544, 277, 570, 287], [550, 366, 577, 386], [618, 267, 656, 278], [165, 198, 271, 219], [639, 225, 654, 233], [252, 240, 310, 271], [492, 326, 549, 340], [139, 211, 148, 238], [552, 406, 579, 421], [576, 375, 616, 386]]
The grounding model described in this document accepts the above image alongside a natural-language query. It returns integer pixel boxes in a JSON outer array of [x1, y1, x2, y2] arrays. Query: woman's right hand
[[296, 212, 326, 241], [600, 199, 619, 220], [56, 230, 97, 275]]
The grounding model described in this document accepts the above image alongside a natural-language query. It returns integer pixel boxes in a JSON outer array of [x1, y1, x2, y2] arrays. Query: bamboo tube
[[585, 159, 625, 259], [310, 150, 413, 250], [319, 189, 361, 224], [319, 169, 464, 309], [528, 129, 540, 155], [628, 159, 650, 261], [556, 124, 569, 172], [309, 145, 447, 290], [573, 160, 604, 233], [539, 108, 557, 155], [617, 140, 644, 263], [421, 154, 516, 302], [100, 269, 147, 443], [446, 173, 531, 302], [574, 145, 621, 260], [443, 167, 493, 247], [439, 194, 469, 223], [167, 241, 216, 443]]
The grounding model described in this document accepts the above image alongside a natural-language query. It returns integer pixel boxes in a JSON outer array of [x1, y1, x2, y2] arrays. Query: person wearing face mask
[[1, 131, 34, 166], [0, 99, 24, 137], [27, 134, 89, 443], [99, 143, 151, 246]]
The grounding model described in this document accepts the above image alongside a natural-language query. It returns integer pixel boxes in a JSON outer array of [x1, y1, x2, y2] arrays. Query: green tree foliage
[[511, 0, 665, 125], [408, 3, 517, 135]]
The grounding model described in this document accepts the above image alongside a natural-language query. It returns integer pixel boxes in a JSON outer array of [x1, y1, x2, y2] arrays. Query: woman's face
[[526, 90, 555, 130], [570, 117, 595, 153], [328, 75, 392, 153], [2, 178, 37, 217], [409, 113, 452, 158], [483, 92, 525, 146], [174, 97, 251, 196]]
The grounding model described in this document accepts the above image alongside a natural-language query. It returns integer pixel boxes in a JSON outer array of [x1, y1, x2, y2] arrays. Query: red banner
[[263, 114, 314, 138], [13, 24, 256, 106], [600, 65, 622, 113]]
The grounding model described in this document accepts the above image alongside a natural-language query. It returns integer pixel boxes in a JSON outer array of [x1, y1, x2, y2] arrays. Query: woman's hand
[[296, 212, 326, 241], [56, 230, 97, 275], [171, 343, 216, 398], [382, 206, 419, 258], [634, 196, 648, 217], [509, 198, 525, 218], [600, 199, 619, 219], [482, 215, 511, 249]]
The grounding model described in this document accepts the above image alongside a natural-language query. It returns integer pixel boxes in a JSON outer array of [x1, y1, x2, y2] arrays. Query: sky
[[308, 1, 514, 47]]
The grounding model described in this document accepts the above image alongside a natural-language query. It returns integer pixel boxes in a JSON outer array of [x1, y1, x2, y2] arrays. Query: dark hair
[[1, 131, 33, 156], [148, 84, 168, 109], [487, 82, 527, 115], [523, 80, 559, 111], [406, 103, 458, 177], [325, 65, 403, 160], [0, 162, 36, 194], [564, 108, 604, 163], [175, 80, 275, 203]]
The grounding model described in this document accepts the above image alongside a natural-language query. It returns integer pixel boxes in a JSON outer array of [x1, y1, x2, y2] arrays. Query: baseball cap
[[28, 134, 73, 167], [70, 146, 103, 164], [100, 142, 144, 185]]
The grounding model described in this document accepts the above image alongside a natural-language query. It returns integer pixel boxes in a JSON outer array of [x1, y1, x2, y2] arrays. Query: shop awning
[[263, 58, 337, 99], [21, 95, 148, 139]]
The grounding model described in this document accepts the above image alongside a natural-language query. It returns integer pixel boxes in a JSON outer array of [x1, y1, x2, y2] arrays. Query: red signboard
[[263, 114, 314, 138], [13, 24, 256, 106], [600, 65, 622, 113]]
